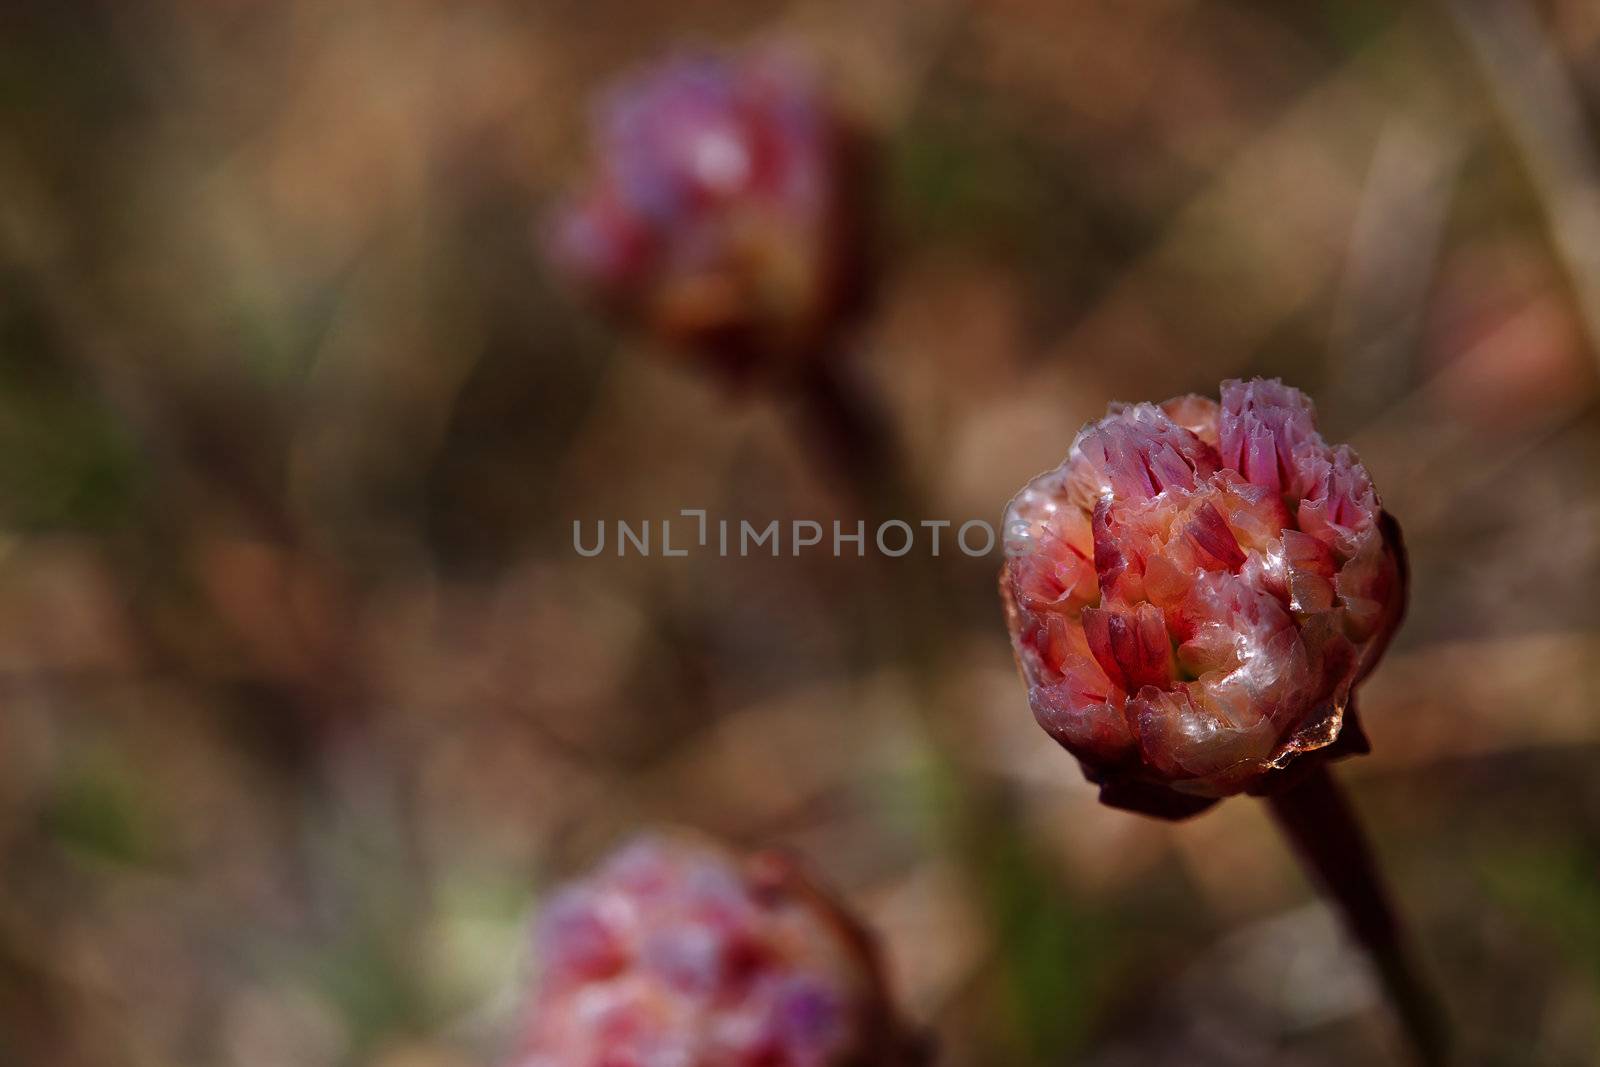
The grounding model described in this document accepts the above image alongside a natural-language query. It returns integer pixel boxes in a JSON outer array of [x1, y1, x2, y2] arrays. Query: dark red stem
[[1266, 765, 1450, 1066], [792, 355, 901, 508]]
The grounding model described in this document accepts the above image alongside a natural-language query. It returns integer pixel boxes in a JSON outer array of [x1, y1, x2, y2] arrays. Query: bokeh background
[[3, 1, 1600, 1064]]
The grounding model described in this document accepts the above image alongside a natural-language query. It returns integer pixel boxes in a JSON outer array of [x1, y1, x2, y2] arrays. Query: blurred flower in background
[[547, 47, 870, 383], [511, 834, 922, 1067]]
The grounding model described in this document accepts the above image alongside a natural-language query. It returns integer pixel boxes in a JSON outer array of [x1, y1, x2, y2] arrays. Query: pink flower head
[[1001, 380, 1405, 818], [547, 49, 866, 380], [512, 835, 922, 1067]]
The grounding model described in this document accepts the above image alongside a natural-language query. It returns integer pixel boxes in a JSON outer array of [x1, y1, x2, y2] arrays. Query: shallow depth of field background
[[2, 2, 1599, 1065]]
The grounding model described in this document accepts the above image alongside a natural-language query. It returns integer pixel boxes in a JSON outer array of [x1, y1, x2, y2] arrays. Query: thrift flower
[[512, 834, 922, 1067], [1001, 380, 1405, 818], [548, 49, 866, 381]]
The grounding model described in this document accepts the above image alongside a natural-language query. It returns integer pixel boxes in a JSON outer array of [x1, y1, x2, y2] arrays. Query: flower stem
[[793, 355, 900, 506], [1266, 765, 1450, 1066]]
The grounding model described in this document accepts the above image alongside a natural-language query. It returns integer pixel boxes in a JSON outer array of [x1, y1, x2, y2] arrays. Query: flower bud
[[511, 834, 924, 1067], [547, 49, 868, 382], [1000, 380, 1405, 818]]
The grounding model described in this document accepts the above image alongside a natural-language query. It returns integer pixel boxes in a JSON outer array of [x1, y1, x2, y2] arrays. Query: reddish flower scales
[[511, 835, 922, 1067], [1001, 379, 1405, 818], [547, 49, 866, 380]]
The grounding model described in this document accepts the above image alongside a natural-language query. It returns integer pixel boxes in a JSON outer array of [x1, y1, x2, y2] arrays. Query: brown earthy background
[[2, 1, 1598, 1064]]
